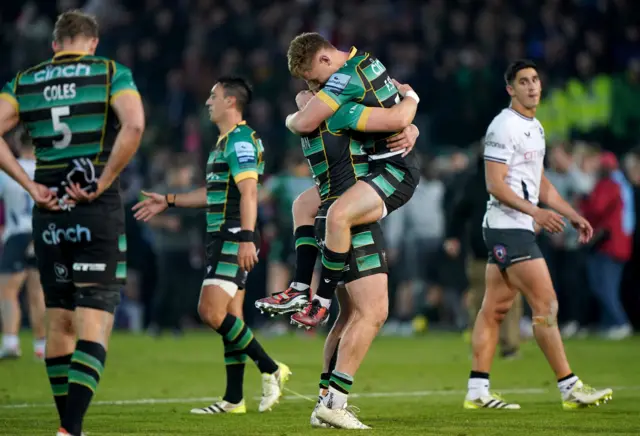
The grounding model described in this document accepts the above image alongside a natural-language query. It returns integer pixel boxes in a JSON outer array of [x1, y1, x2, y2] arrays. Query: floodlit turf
[[1, 331, 639, 435]]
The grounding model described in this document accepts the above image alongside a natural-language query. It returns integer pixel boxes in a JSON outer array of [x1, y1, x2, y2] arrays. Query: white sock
[[33, 338, 46, 354], [323, 387, 348, 409], [467, 377, 490, 399], [312, 295, 332, 309], [2, 334, 19, 350], [290, 282, 310, 292], [558, 374, 579, 398]]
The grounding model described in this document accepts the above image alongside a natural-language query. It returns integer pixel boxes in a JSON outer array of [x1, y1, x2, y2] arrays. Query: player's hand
[[391, 78, 414, 98], [295, 90, 314, 110], [27, 182, 61, 211], [238, 242, 259, 272], [532, 208, 566, 234], [132, 190, 168, 222], [570, 215, 593, 244], [443, 238, 461, 258], [386, 124, 419, 157], [64, 180, 105, 203]]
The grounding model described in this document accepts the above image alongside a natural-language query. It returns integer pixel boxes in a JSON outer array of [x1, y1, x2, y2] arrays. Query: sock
[[312, 295, 332, 309], [2, 334, 19, 350], [557, 373, 579, 398], [318, 372, 330, 398], [222, 337, 246, 404], [216, 314, 278, 374], [316, 247, 349, 301], [34, 338, 46, 354], [292, 225, 319, 287], [62, 340, 107, 435], [45, 354, 72, 423], [467, 371, 490, 399], [290, 282, 310, 292], [323, 370, 353, 409]]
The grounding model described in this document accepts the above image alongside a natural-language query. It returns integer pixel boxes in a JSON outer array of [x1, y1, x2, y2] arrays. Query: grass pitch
[[1, 332, 639, 435]]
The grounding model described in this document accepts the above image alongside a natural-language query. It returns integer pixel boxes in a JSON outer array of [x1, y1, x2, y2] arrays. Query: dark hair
[[287, 32, 335, 77], [504, 59, 538, 84], [53, 10, 99, 44], [217, 77, 252, 111]]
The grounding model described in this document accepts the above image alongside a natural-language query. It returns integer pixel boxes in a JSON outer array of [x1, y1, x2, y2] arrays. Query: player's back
[[2, 52, 138, 201], [0, 159, 35, 241], [483, 108, 546, 231]]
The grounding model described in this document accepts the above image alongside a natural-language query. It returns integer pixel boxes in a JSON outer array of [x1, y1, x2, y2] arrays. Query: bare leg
[[0, 271, 27, 352]]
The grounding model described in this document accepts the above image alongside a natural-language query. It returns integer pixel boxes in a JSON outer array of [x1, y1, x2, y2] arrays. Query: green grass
[[1, 332, 639, 435]]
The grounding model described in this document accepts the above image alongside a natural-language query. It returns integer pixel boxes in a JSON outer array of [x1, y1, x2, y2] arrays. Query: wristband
[[166, 193, 176, 208], [238, 230, 254, 242], [405, 90, 420, 104]]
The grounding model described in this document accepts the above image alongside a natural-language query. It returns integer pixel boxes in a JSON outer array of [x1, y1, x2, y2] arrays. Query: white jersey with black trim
[[0, 158, 35, 241], [482, 108, 546, 231]]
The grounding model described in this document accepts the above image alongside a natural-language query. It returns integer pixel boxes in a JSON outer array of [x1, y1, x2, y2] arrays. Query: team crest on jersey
[[493, 244, 507, 263], [324, 73, 351, 95]]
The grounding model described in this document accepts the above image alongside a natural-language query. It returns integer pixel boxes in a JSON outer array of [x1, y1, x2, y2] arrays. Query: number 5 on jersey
[[51, 106, 72, 149]]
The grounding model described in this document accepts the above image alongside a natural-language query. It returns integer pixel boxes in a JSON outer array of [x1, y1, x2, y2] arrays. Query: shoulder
[[225, 125, 258, 154]]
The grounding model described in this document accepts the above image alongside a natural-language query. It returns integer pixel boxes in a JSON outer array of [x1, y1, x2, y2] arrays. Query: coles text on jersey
[[482, 108, 546, 231]]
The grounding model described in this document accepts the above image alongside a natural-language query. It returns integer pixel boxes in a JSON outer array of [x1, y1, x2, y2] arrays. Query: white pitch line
[[1, 386, 639, 410]]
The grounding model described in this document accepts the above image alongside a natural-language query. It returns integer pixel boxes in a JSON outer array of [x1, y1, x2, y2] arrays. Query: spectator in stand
[[581, 152, 635, 339]]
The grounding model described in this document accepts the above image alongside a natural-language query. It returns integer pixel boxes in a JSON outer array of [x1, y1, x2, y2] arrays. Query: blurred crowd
[[0, 0, 639, 338]]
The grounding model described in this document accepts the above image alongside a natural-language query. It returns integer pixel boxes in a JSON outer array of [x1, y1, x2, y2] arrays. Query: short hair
[[53, 10, 99, 44], [504, 59, 538, 84], [217, 77, 252, 111], [287, 32, 335, 77]]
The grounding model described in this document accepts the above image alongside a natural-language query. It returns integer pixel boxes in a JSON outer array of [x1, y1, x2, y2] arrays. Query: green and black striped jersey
[[301, 102, 369, 203], [0, 51, 139, 197], [316, 47, 418, 171], [206, 121, 265, 233]]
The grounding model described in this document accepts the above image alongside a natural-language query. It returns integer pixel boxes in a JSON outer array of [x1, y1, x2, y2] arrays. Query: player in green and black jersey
[[0, 11, 144, 436], [133, 77, 290, 416]]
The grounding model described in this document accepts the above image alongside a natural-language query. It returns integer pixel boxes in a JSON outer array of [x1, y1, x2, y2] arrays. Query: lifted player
[[0, 134, 45, 360], [464, 59, 612, 410], [133, 77, 290, 416], [0, 11, 144, 436], [258, 33, 421, 328]]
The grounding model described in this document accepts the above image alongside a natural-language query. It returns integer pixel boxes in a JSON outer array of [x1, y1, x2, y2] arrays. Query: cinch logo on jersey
[[33, 63, 91, 83], [73, 263, 106, 272], [42, 224, 92, 245]]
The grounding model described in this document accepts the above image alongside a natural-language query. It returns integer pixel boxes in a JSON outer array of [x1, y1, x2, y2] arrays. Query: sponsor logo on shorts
[[493, 244, 507, 263], [54, 263, 70, 283], [72, 263, 106, 272], [42, 224, 91, 245]]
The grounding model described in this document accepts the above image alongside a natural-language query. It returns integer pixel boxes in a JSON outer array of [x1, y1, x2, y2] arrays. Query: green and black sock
[[62, 340, 106, 435], [45, 354, 72, 423], [222, 337, 247, 404], [292, 225, 319, 288], [316, 248, 348, 300], [323, 370, 353, 409], [216, 314, 278, 374]]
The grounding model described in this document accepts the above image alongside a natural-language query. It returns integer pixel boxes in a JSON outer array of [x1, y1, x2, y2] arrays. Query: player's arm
[[132, 187, 206, 222], [350, 81, 420, 132], [101, 66, 145, 195], [286, 71, 364, 134], [173, 187, 207, 208], [539, 172, 582, 221]]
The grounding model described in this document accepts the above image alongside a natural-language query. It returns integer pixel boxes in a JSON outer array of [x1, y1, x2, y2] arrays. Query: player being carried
[[0, 132, 46, 361], [464, 59, 612, 410], [133, 77, 291, 416], [0, 10, 145, 436], [256, 32, 421, 329]]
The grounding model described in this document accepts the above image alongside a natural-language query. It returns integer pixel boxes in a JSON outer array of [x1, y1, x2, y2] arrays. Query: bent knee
[[197, 299, 226, 329], [326, 201, 351, 230], [293, 191, 320, 222], [531, 297, 559, 327], [480, 300, 513, 323]]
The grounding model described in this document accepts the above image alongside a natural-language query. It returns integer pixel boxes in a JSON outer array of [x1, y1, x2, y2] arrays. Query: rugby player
[[0, 133, 45, 360], [465, 59, 613, 410], [289, 83, 418, 429], [258, 32, 421, 329], [133, 77, 291, 415], [0, 10, 145, 436]]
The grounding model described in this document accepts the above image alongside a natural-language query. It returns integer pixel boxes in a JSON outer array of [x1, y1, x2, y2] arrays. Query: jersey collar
[[53, 51, 90, 58], [216, 120, 247, 147], [507, 106, 534, 121], [347, 47, 357, 60]]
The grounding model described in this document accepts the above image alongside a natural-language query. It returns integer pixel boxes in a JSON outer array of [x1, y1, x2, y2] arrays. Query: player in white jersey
[[463, 60, 613, 410], [0, 136, 45, 359]]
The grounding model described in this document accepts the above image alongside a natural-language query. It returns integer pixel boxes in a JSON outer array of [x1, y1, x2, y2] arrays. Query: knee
[[479, 300, 512, 324], [293, 191, 319, 225], [531, 296, 559, 327], [359, 304, 388, 330], [197, 298, 226, 329], [326, 201, 351, 233]]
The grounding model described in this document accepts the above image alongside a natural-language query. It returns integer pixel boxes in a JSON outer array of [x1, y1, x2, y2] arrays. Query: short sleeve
[[225, 138, 259, 183], [110, 62, 139, 103], [327, 102, 371, 132], [315, 66, 365, 112], [0, 77, 19, 112], [483, 123, 516, 165]]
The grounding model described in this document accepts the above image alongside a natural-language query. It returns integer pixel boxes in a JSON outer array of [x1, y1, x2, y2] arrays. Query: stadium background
[[0, 0, 639, 336]]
